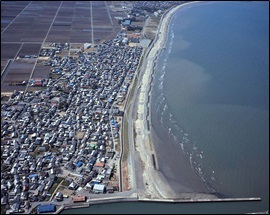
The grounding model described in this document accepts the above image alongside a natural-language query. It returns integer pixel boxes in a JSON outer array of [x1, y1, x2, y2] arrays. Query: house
[[55, 191, 63, 201], [94, 161, 104, 168], [72, 196, 86, 203], [37, 204, 56, 213], [68, 181, 78, 190], [76, 161, 83, 168], [11, 202, 20, 213], [105, 168, 112, 179], [122, 19, 131, 26], [45, 180, 54, 191], [37, 184, 45, 193], [106, 186, 114, 193], [28, 174, 38, 179], [93, 184, 105, 193]]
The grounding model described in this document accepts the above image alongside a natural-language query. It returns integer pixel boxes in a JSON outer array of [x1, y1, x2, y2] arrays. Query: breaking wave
[[151, 20, 218, 194]]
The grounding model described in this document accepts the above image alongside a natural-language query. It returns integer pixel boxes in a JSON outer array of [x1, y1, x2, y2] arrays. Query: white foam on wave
[[175, 125, 180, 130], [162, 64, 166, 70], [183, 136, 190, 143], [163, 104, 168, 111], [159, 73, 165, 81], [189, 154, 193, 166], [167, 31, 174, 54], [173, 135, 178, 142], [158, 81, 163, 90], [180, 142, 184, 151], [155, 94, 165, 112]]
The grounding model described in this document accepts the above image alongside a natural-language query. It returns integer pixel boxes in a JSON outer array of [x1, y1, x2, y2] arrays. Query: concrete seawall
[[138, 197, 262, 203], [57, 196, 261, 214]]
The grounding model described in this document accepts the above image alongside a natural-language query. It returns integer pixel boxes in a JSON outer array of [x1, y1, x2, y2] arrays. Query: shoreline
[[133, 1, 218, 199]]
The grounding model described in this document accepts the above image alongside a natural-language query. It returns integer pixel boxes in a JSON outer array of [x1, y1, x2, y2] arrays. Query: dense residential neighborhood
[[1, 34, 143, 213]]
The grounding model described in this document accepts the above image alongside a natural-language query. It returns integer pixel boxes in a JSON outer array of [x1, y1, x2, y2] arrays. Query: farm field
[[1, 1, 126, 93]]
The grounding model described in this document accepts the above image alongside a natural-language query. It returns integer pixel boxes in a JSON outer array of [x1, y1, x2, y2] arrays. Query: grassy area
[[61, 180, 71, 187], [149, 16, 161, 25], [50, 147, 60, 153], [49, 73, 62, 79], [76, 131, 85, 140], [1, 95, 10, 101], [144, 16, 161, 40], [48, 177, 64, 195], [27, 86, 47, 92], [1, 205, 6, 214], [122, 116, 129, 162], [115, 140, 120, 152]]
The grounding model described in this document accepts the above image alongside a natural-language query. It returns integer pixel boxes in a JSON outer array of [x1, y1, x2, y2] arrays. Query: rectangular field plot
[[32, 64, 51, 79], [3, 59, 35, 82], [70, 35, 92, 43], [2, 58, 35, 92], [1, 43, 22, 60], [1, 60, 9, 74], [17, 44, 42, 57], [45, 35, 71, 43], [1, 29, 25, 42], [1, 83, 27, 93]]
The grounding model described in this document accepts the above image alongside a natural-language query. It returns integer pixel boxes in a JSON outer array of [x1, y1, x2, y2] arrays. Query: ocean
[[62, 1, 269, 213]]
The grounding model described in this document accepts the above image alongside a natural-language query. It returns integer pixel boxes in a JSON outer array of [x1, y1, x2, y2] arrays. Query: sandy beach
[[134, 1, 218, 200]]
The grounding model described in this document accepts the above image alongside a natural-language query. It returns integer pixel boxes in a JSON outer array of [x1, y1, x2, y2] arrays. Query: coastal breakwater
[[56, 196, 261, 214]]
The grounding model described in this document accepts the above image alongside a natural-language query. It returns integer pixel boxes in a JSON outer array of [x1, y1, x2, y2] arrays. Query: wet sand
[[151, 112, 210, 195]]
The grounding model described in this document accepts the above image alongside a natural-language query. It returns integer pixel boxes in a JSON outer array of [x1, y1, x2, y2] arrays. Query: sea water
[[151, 0, 269, 210]]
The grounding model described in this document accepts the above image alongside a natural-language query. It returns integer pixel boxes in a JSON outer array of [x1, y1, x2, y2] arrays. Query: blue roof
[[37, 204, 55, 213], [123, 20, 131, 26], [45, 156, 52, 160], [29, 174, 38, 178], [76, 161, 83, 167]]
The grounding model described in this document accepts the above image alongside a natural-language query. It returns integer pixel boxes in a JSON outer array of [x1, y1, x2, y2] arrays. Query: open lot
[[1, 58, 35, 93], [1, 1, 128, 93]]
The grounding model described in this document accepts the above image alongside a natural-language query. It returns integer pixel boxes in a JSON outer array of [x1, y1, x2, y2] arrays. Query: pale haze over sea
[[62, 1, 269, 213]]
